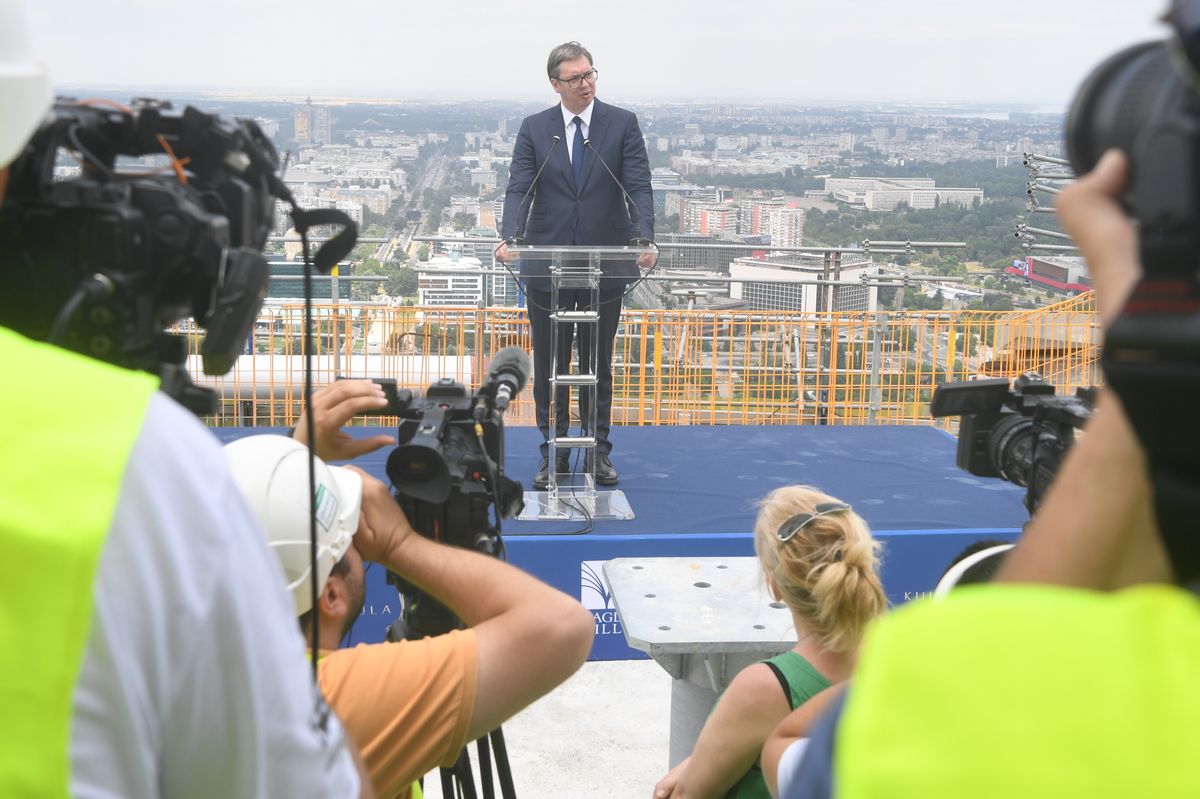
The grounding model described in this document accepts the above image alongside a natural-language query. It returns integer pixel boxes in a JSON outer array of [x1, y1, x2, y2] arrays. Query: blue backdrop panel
[[214, 425, 1028, 660]]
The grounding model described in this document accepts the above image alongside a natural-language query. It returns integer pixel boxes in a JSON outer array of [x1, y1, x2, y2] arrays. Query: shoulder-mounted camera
[[0, 98, 289, 414], [930, 374, 1095, 515]]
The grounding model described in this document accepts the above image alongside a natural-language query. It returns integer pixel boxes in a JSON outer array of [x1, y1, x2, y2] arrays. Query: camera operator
[[229, 383, 594, 798], [0, 1, 367, 795], [760, 150, 1197, 799]]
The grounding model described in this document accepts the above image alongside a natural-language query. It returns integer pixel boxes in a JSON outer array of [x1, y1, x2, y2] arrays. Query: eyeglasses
[[555, 68, 598, 88], [776, 502, 853, 542]]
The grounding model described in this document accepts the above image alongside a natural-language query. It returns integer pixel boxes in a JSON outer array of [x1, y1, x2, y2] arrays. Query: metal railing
[[193, 292, 1099, 429]]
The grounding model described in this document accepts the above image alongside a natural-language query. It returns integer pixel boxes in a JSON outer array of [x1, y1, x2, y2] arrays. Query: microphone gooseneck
[[512, 134, 562, 243], [583, 138, 644, 238], [582, 138, 660, 303]]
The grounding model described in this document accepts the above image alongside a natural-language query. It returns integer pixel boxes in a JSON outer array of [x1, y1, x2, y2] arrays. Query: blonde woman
[[653, 486, 887, 799]]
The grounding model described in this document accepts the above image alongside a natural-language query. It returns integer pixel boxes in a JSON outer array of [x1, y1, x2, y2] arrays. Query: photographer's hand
[[345, 467, 414, 565], [1055, 149, 1140, 323], [293, 380, 396, 462], [997, 149, 1172, 589]]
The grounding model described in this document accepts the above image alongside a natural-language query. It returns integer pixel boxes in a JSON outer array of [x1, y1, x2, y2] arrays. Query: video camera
[[0, 97, 293, 414], [930, 374, 1096, 514], [1066, 0, 1200, 578], [376, 347, 530, 636]]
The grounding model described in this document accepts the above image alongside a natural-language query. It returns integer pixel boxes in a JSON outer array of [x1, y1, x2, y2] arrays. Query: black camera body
[[1070, 37, 1200, 429], [375, 349, 530, 636], [930, 374, 1095, 514], [381, 376, 523, 534], [0, 98, 286, 414], [1066, 1, 1200, 578]]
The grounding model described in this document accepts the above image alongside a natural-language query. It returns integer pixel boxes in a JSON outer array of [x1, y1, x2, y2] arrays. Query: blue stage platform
[[214, 425, 1028, 660]]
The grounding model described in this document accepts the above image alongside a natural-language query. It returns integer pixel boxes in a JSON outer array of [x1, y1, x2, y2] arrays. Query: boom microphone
[[485, 346, 531, 413], [512, 135, 561, 243]]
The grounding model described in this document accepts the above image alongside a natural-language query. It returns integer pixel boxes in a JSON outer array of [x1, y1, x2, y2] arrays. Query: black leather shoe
[[533, 454, 571, 490], [533, 457, 551, 489], [589, 453, 619, 486]]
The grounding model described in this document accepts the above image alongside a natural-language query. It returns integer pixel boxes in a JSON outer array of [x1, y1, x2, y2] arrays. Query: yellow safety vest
[[0, 328, 156, 796], [837, 583, 1200, 797]]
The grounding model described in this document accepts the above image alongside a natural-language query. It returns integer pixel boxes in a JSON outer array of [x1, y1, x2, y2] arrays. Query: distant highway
[[401, 153, 449, 261], [373, 233, 398, 262]]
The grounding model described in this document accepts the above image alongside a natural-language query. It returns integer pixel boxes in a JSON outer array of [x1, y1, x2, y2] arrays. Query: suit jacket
[[501, 99, 654, 293]]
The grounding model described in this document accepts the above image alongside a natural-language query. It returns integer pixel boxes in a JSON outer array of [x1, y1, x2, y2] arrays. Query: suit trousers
[[527, 287, 623, 458]]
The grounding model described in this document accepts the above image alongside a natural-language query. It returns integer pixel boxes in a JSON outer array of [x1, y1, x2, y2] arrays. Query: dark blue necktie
[[571, 116, 585, 189]]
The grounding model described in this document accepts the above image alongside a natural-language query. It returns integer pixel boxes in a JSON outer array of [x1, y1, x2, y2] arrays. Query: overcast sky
[[27, 0, 1169, 106]]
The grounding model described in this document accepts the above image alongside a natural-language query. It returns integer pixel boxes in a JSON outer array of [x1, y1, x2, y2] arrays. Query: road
[[356, 151, 450, 266], [373, 232, 401, 262], [355, 150, 454, 268]]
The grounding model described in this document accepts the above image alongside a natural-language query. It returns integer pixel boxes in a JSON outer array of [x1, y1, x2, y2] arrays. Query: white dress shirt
[[561, 101, 595, 164]]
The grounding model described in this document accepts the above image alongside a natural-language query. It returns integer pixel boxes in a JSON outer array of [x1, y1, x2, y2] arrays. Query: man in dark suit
[[497, 41, 655, 489]]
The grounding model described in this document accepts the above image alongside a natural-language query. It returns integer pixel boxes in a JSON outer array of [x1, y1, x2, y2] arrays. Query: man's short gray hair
[[547, 42, 593, 79]]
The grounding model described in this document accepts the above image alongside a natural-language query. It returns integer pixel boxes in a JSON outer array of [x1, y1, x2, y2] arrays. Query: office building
[[729, 256, 880, 312], [417, 254, 485, 306]]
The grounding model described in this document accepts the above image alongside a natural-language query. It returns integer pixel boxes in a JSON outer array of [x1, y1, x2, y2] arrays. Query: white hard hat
[[0, 0, 52, 170], [933, 543, 1014, 598], [224, 435, 362, 617]]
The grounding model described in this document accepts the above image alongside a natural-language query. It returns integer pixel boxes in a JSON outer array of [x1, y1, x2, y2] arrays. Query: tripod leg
[[439, 767, 455, 798], [477, 735, 495, 799], [444, 746, 478, 799], [490, 727, 517, 799]]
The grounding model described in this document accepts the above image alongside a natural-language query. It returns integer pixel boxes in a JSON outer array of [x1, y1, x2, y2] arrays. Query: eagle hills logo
[[580, 560, 622, 637], [580, 560, 612, 609]]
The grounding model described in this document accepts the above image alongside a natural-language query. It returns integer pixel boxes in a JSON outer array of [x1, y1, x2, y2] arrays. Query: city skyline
[[31, 0, 1165, 106]]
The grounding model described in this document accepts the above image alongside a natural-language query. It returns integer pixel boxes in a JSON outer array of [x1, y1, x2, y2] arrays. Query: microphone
[[583, 139, 652, 247], [485, 346, 531, 413], [511, 135, 562, 244]]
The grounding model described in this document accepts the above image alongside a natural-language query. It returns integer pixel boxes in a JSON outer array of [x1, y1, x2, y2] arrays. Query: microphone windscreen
[[488, 346, 531, 392]]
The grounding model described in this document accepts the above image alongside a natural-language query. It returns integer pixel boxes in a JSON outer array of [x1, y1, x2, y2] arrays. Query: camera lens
[[386, 444, 451, 504], [988, 413, 1036, 487], [1066, 40, 1189, 202], [388, 446, 441, 483]]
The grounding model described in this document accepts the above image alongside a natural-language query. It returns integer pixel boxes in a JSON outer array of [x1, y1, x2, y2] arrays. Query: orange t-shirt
[[318, 629, 479, 799]]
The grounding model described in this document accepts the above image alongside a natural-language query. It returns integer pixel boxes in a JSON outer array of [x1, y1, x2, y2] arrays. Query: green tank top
[[724, 650, 832, 799]]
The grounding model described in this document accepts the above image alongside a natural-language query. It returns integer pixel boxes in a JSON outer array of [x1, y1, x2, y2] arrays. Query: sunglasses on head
[[776, 502, 853, 542]]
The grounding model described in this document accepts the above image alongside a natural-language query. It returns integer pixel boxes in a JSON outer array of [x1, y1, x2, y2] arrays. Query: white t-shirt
[[776, 738, 811, 798], [69, 393, 359, 798]]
